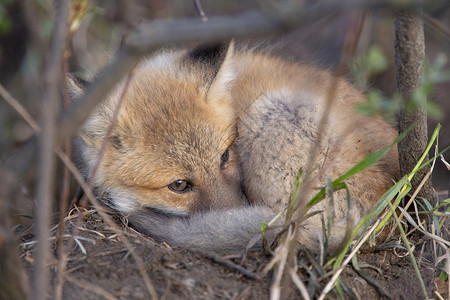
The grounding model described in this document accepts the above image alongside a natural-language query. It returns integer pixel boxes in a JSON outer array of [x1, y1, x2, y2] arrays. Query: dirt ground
[[17, 209, 446, 300]]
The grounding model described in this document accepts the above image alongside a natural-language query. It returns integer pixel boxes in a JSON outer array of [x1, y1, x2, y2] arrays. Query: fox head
[[70, 43, 246, 215]]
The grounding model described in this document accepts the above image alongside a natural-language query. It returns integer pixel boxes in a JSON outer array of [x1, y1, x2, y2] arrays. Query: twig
[[0, 83, 40, 132], [398, 207, 450, 247], [317, 219, 380, 300], [33, 1, 70, 300], [424, 14, 450, 45], [279, 10, 367, 299], [288, 9, 366, 222], [20, 235, 95, 249], [193, 0, 208, 21], [440, 155, 450, 199], [64, 274, 117, 300], [88, 68, 135, 188], [261, 224, 296, 300], [57, 50, 139, 146], [56, 68, 135, 298], [188, 249, 259, 279], [289, 265, 311, 300], [388, 204, 429, 300], [441, 155, 450, 171], [438, 241, 450, 299], [388, 144, 438, 242]]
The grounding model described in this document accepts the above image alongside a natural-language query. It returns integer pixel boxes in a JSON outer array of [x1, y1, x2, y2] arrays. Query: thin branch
[[55, 48, 74, 300], [88, 69, 136, 187], [289, 266, 311, 300], [33, 1, 70, 300], [193, 0, 208, 21], [56, 50, 139, 145], [317, 220, 381, 300], [268, 225, 296, 300], [64, 275, 117, 300], [0, 83, 40, 132], [188, 249, 259, 279]]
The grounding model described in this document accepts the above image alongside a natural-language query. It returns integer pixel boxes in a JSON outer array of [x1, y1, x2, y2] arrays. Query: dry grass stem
[[398, 145, 438, 225], [434, 291, 446, 300], [318, 219, 380, 300], [88, 69, 135, 186], [289, 266, 311, 300], [0, 83, 40, 132], [398, 207, 450, 247], [266, 224, 296, 300], [188, 249, 259, 279], [193, 0, 208, 21], [64, 274, 117, 300], [440, 155, 450, 171]]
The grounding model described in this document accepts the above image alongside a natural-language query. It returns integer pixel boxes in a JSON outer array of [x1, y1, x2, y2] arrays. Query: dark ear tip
[[187, 41, 232, 66]]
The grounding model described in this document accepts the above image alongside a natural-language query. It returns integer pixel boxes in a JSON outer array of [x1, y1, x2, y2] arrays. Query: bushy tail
[[127, 206, 278, 254]]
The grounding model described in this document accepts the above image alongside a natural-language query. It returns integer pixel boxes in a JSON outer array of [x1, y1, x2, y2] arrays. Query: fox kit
[[72, 43, 399, 253]]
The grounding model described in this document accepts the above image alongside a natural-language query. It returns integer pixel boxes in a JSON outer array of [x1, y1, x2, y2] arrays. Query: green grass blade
[[375, 124, 441, 231], [388, 201, 429, 300], [404, 123, 441, 184], [327, 176, 408, 268], [308, 124, 413, 208]]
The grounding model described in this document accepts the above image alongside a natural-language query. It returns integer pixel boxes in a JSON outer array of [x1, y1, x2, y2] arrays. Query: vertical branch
[[33, 1, 70, 299], [395, 7, 433, 200], [54, 37, 74, 300]]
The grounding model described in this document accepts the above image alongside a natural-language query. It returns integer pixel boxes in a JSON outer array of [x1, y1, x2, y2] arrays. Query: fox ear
[[67, 74, 111, 149], [187, 42, 231, 73], [187, 41, 235, 117], [207, 41, 235, 101], [66, 74, 88, 100], [187, 41, 235, 90]]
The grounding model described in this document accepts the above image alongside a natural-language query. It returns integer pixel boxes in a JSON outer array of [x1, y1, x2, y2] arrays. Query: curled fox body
[[73, 43, 399, 253]]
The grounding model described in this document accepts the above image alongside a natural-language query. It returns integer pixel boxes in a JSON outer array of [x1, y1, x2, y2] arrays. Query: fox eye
[[168, 180, 192, 193], [220, 148, 230, 170]]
